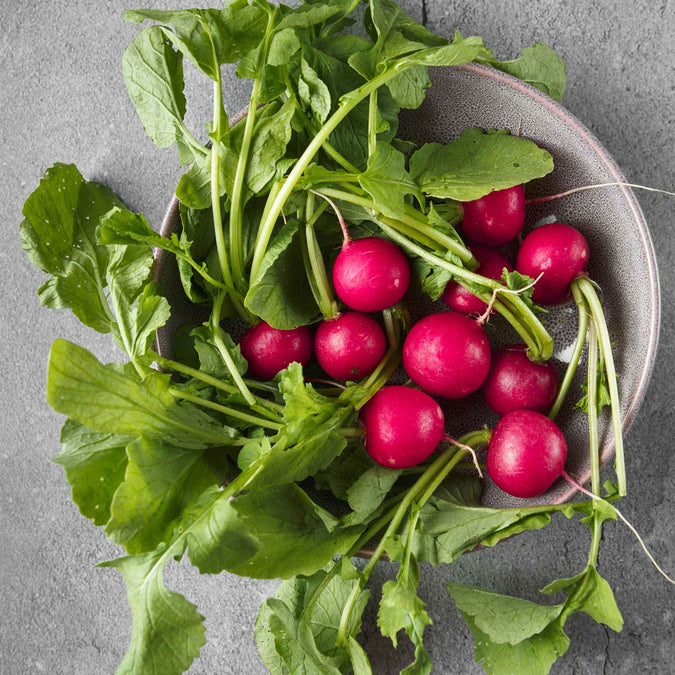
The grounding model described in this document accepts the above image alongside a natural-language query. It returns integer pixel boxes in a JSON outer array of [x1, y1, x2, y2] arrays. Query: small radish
[[442, 245, 514, 316], [360, 386, 445, 468], [516, 223, 589, 305], [486, 410, 567, 498], [483, 344, 559, 416], [239, 322, 313, 381], [315, 311, 386, 381], [460, 185, 526, 246], [332, 236, 411, 312], [402, 312, 491, 399]]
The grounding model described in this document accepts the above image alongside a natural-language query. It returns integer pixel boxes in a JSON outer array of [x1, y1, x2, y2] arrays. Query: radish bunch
[[238, 182, 623, 502]]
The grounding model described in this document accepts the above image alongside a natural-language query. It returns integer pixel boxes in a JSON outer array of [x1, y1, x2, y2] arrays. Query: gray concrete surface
[[1, 0, 673, 673]]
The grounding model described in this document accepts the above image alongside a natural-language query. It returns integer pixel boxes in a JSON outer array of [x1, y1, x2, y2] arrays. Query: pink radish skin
[[402, 312, 492, 399], [461, 185, 526, 246], [486, 410, 567, 498], [516, 223, 590, 305], [483, 344, 559, 416], [315, 311, 387, 381], [442, 245, 514, 316], [239, 322, 313, 381], [361, 386, 445, 468], [332, 237, 411, 312]]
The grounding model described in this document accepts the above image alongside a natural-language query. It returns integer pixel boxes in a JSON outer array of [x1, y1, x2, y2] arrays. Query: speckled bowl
[[155, 63, 660, 512]]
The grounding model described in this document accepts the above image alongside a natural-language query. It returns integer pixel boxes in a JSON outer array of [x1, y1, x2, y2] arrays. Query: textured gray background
[[1, 1, 674, 673]]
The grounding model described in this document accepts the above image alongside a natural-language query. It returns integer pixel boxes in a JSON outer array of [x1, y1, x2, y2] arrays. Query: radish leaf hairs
[[21, 1, 667, 674]]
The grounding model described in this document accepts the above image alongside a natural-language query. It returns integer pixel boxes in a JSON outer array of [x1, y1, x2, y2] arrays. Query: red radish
[[460, 185, 526, 246], [332, 237, 411, 312], [483, 344, 559, 416], [442, 245, 514, 316], [239, 322, 313, 381], [486, 410, 567, 498], [360, 386, 445, 468], [516, 223, 589, 305], [402, 312, 491, 399], [315, 311, 386, 381]]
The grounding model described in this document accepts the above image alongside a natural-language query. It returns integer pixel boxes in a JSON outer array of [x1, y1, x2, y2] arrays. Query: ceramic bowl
[[155, 63, 660, 510]]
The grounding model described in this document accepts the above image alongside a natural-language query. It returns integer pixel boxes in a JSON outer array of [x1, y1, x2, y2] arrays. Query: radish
[[483, 344, 559, 416], [486, 410, 567, 498], [360, 386, 445, 468], [460, 185, 526, 246], [315, 311, 387, 381], [442, 245, 513, 316], [402, 312, 491, 399], [239, 321, 313, 381], [516, 223, 589, 305], [332, 237, 411, 312]]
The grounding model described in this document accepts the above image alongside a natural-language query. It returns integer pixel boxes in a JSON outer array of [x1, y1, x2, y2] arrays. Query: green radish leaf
[[542, 567, 623, 632], [502, 269, 535, 300], [47, 339, 239, 448], [53, 419, 131, 526], [190, 324, 248, 381], [487, 42, 567, 102], [348, 0, 446, 80], [297, 58, 331, 124], [398, 32, 490, 67], [178, 202, 216, 260], [409, 204, 466, 300], [106, 438, 221, 554], [410, 128, 554, 201], [446, 582, 565, 645], [245, 219, 321, 329], [175, 152, 215, 209], [268, 27, 302, 66], [279, 362, 339, 429], [186, 484, 364, 579], [218, 101, 296, 206], [378, 553, 432, 674], [123, 26, 203, 163], [100, 541, 206, 675], [99, 203, 217, 302], [244, 408, 351, 492], [411, 250, 459, 302], [245, 98, 296, 195], [576, 369, 612, 415], [237, 46, 287, 103], [20, 164, 122, 333], [346, 463, 401, 522], [410, 495, 558, 565], [255, 558, 369, 674], [313, 442, 375, 501], [20, 163, 83, 274], [465, 614, 570, 675], [385, 64, 431, 109], [346, 637, 372, 674], [277, 1, 342, 30], [358, 141, 423, 220], [124, 3, 267, 73], [98, 206, 184, 256], [104, 243, 171, 360]]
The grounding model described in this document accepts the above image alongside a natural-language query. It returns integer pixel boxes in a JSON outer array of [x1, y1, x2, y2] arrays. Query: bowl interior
[[155, 64, 659, 511]]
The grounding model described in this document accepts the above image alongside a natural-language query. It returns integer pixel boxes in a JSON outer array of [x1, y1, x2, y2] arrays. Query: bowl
[[154, 63, 659, 511]]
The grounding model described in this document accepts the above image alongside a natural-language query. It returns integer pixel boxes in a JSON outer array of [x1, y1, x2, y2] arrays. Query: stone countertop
[[1, 1, 673, 673]]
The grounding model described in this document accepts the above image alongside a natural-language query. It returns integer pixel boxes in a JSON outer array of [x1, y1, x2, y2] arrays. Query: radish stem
[[574, 277, 625, 496], [548, 284, 590, 420]]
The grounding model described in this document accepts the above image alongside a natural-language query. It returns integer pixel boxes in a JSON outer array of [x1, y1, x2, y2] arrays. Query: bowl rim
[[156, 62, 661, 509]]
